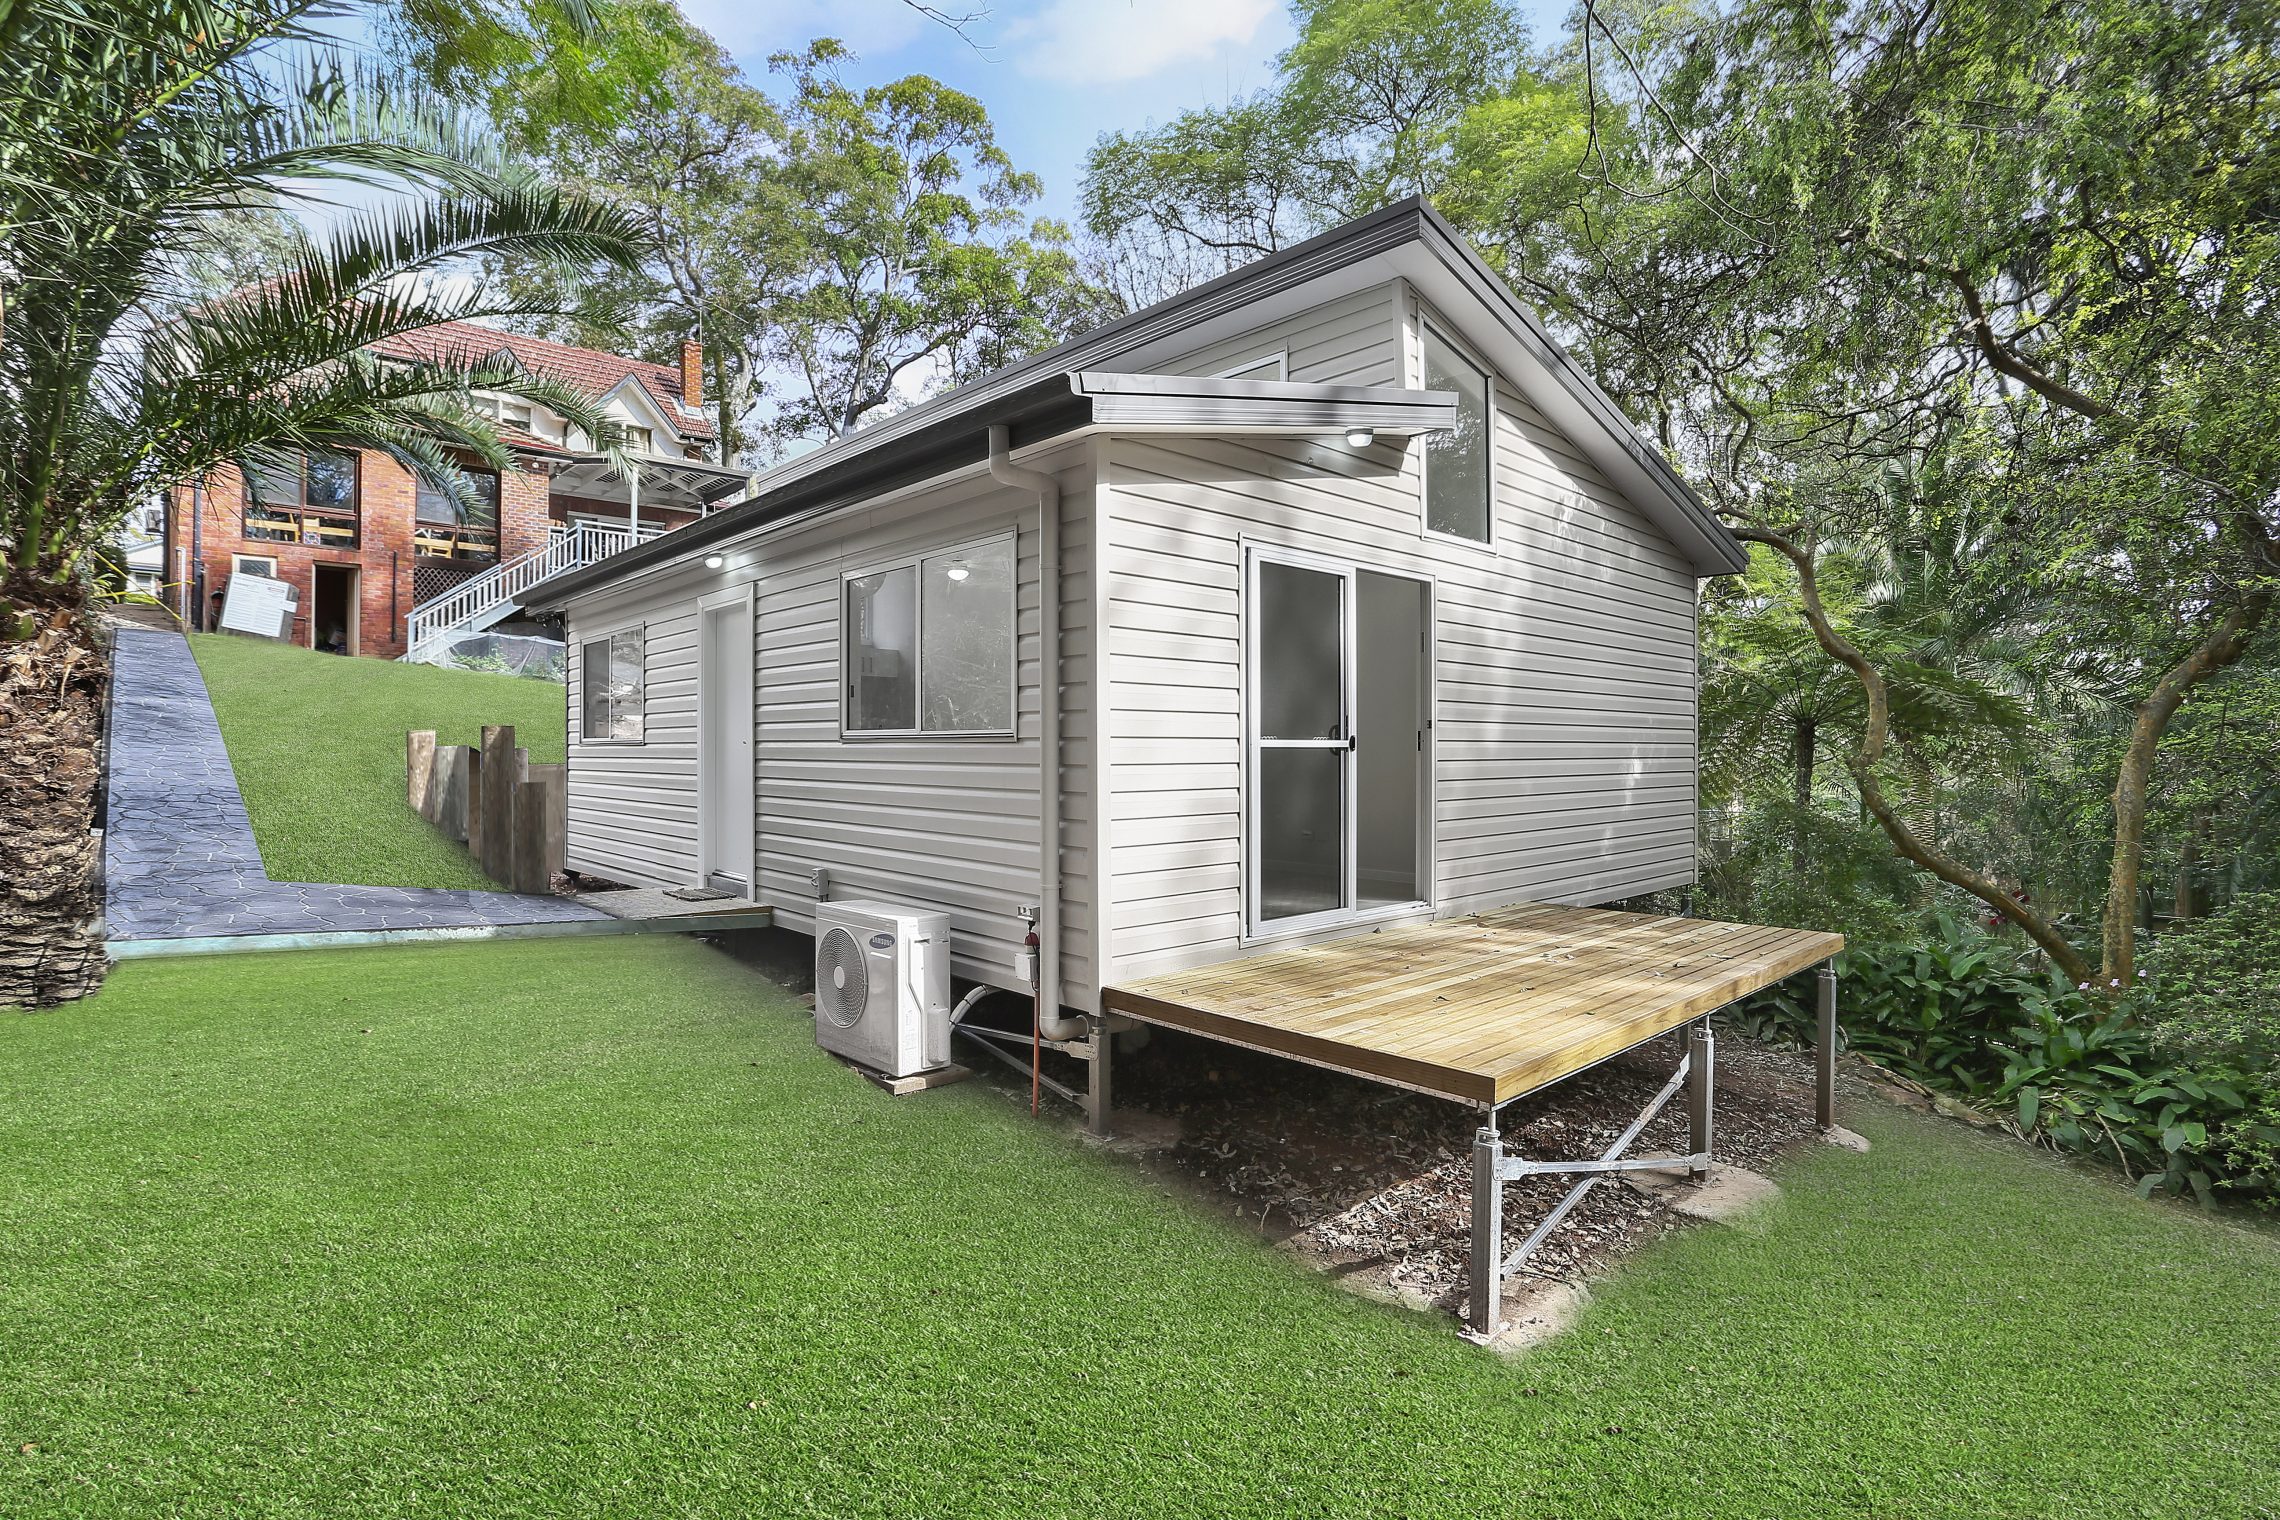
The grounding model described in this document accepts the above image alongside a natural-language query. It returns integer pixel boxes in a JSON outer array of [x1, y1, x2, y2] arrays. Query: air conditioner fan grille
[[816, 926, 870, 1029]]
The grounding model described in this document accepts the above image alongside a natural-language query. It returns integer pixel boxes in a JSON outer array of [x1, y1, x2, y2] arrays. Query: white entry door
[[1245, 549, 1430, 936], [699, 595, 755, 895]]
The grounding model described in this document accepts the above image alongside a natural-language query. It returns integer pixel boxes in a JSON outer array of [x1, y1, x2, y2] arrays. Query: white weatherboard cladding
[[1099, 375, 1699, 984], [562, 565, 714, 888], [1139, 283, 1401, 388], [750, 445, 1098, 1008]]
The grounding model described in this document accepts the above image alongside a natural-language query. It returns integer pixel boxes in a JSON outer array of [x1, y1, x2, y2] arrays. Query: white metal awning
[[544, 453, 749, 513], [1067, 371, 1459, 437]]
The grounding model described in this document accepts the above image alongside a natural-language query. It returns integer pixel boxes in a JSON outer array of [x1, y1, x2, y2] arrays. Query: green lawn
[[5, 939, 2277, 1518], [190, 633, 566, 890]]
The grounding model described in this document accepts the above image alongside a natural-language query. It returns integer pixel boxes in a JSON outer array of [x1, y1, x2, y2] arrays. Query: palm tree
[[0, 0, 647, 619], [0, 0, 645, 1007]]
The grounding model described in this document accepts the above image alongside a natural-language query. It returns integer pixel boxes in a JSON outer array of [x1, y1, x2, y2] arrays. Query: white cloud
[[672, 0, 930, 64], [1004, 0, 1282, 84]]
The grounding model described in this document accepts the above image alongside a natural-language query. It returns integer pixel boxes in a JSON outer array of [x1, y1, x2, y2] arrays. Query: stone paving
[[104, 626, 605, 942]]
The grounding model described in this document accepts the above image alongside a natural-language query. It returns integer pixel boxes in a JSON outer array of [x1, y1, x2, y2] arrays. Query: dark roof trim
[[521, 198, 1745, 605], [519, 373, 1084, 607]]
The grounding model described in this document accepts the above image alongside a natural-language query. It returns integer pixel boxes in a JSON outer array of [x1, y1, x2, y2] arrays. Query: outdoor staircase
[[402, 523, 647, 663]]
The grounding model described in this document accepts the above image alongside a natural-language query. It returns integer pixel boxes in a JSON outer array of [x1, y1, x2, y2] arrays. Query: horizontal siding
[[751, 448, 1099, 1008], [1140, 283, 1399, 387], [563, 590, 703, 889], [1102, 361, 1699, 984]]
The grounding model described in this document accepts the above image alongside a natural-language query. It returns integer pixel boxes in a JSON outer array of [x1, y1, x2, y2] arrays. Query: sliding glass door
[[1246, 549, 1429, 935]]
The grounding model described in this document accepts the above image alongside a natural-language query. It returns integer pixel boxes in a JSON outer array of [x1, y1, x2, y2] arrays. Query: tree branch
[[1735, 521, 2100, 986]]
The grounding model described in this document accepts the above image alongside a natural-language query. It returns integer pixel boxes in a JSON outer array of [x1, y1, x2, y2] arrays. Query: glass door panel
[[1258, 561, 1344, 741], [1254, 559, 1350, 925]]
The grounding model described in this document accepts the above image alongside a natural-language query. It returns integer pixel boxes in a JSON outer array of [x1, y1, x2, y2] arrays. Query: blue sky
[[675, 0, 1577, 226]]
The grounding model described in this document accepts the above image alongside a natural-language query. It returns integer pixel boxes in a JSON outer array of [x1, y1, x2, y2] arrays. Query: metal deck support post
[[1468, 1114, 1504, 1339], [1815, 961, 1838, 1130], [1086, 1013, 1113, 1139], [1687, 1021, 1714, 1181]]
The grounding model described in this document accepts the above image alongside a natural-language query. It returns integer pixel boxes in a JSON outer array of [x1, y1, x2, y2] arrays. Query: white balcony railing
[[402, 523, 648, 662]]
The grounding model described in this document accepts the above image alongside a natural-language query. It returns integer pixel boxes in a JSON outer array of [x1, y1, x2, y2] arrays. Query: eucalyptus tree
[[1453, 0, 2280, 988], [758, 41, 1100, 447], [1082, 0, 1537, 279], [0, 0, 647, 616]]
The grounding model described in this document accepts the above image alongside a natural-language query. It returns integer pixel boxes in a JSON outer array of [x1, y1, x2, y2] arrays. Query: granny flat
[[519, 201, 1841, 1334]]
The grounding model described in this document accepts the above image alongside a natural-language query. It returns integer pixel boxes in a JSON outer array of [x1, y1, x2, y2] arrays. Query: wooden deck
[[1102, 903, 1843, 1109]]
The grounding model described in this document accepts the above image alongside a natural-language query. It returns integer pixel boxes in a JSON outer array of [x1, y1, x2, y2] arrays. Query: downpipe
[[987, 425, 1083, 1044]]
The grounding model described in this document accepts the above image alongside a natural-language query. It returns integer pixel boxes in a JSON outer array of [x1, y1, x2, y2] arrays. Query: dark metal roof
[[519, 198, 1743, 608]]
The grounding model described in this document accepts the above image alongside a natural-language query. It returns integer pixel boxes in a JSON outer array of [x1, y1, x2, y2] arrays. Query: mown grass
[[189, 633, 565, 890], [4, 937, 2276, 1518]]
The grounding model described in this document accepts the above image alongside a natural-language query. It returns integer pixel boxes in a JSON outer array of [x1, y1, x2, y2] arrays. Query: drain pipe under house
[[987, 425, 1085, 1048]]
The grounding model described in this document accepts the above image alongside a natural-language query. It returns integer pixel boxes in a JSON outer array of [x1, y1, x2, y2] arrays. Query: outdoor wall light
[[704, 553, 725, 569], [945, 562, 971, 582], [1345, 427, 1376, 449]]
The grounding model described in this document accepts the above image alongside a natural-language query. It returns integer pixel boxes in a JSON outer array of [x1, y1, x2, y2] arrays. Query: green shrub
[[2141, 891, 2280, 1075], [1731, 912, 2280, 1208]]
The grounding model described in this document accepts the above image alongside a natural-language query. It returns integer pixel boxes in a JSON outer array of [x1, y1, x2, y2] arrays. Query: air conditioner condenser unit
[[813, 900, 952, 1078]]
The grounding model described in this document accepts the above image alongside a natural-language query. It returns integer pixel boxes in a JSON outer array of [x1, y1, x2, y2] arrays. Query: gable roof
[[368, 320, 714, 444], [521, 199, 1746, 608]]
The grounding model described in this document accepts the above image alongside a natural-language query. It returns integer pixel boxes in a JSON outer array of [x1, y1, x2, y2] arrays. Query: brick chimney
[[679, 339, 703, 409]]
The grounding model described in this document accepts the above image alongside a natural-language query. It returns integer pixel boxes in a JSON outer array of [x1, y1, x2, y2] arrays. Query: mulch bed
[[1002, 1021, 1827, 1315]]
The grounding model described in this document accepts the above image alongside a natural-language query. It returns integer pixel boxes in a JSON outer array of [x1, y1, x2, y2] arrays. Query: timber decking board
[[1102, 903, 1841, 1107]]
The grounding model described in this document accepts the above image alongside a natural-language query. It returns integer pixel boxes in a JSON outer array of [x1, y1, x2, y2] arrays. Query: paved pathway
[[104, 626, 604, 942]]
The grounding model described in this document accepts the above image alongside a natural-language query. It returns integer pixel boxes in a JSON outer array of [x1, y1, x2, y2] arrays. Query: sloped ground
[[188, 633, 565, 890], [4, 936, 2276, 1518]]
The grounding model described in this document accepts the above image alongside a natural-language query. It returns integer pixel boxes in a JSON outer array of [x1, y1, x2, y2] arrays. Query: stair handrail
[[403, 523, 646, 659]]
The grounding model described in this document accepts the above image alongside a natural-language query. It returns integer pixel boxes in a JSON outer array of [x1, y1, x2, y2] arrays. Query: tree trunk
[[1791, 715, 1815, 876], [2174, 806, 2211, 922], [1736, 525, 2100, 987], [2101, 588, 2272, 986], [0, 604, 109, 1007]]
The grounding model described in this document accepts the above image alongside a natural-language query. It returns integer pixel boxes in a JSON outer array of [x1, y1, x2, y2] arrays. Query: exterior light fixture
[[704, 553, 725, 569], [945, 562, 971, 582], [1345, 427, 1376, 449]]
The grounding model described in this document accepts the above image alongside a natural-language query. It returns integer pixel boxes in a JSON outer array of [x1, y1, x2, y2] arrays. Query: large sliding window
[[1421, 325, 1492, 544], [413, 468, 501, 563], [843, 534, 1015, 738], [580, 628, 645, 741], [245, 451, 360, 548]]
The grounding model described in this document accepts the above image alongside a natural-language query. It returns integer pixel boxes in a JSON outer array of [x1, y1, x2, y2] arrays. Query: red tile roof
[[368, 319, 715, 443]]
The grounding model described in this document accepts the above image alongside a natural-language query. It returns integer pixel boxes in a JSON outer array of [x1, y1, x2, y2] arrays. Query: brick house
[[165, 324, 749, 658]]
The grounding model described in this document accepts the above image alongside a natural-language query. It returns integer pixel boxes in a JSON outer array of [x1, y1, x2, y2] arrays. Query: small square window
[[581, 629, 645, 741]]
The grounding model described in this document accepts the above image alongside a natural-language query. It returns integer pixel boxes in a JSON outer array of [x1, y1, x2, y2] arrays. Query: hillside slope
[[190, 634, 566, 890]]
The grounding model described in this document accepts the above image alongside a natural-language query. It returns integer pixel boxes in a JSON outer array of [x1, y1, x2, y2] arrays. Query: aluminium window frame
[[412, 464, 503, 564], [578, 623, 647, 745], [1214, 349, 1290, 382], [837, 528, 1020, 742], [1416, 317, 1499, 555]]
